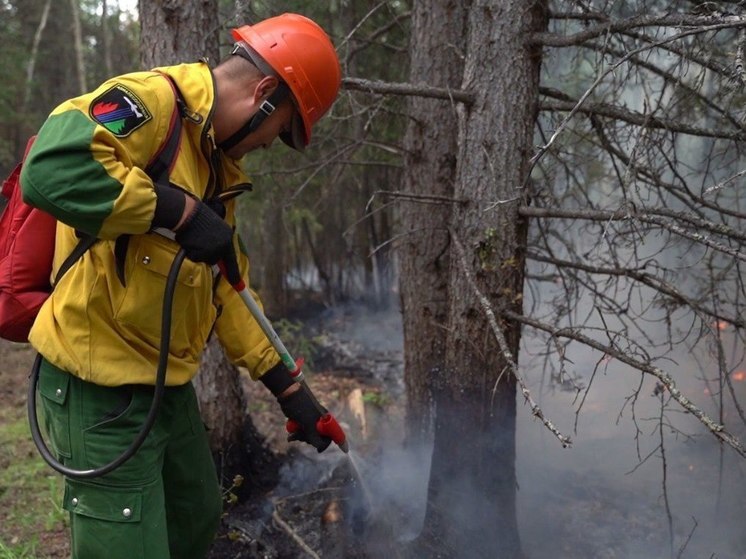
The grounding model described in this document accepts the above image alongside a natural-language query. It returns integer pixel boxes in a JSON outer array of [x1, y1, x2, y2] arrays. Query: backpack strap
[[144, 74, 185, 184], [114, 74, 185, 286], [53, 234, 97, 286]]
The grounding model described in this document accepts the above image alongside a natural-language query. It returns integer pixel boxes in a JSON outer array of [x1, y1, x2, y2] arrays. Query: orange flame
[[713, 320, 729, 331], [733, 371, 746, 382]]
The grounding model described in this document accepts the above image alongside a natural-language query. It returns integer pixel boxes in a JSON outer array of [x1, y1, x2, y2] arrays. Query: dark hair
[[215, 54, 264, 81]]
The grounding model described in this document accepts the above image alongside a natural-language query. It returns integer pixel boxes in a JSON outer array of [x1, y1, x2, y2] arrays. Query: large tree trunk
[[139, 0, 220, 66], [399, 0, 468, 444], [416, 2, 547, 558]]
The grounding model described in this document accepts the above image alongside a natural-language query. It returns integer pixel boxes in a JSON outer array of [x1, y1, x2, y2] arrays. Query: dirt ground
[[0, 305, 406, 559]]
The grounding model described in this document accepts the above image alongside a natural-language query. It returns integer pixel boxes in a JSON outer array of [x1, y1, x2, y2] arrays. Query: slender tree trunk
[[23, 0, 52, 112], [262, 190, 288, 316], [399, 0, 467, 443], [102, 0, 114, 77], [416, 2, 547, 558], [69, 0, 87, 94]]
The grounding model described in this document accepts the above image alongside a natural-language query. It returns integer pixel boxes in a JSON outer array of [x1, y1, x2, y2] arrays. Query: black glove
[[279, 388, 332, 453], [169, 202, 239, 288]]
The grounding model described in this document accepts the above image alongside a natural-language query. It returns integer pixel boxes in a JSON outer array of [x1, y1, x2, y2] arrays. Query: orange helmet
[[231, 14, 341, 149]]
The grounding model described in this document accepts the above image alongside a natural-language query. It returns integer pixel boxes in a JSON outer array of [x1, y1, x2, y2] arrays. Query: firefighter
[[20, 13, 340, 559]]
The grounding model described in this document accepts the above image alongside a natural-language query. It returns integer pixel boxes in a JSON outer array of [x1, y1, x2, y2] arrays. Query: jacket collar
[[155, 61, 252, 191]]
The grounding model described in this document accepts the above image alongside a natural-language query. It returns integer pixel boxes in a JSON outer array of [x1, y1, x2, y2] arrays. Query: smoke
[[302, 299, 746, 558]]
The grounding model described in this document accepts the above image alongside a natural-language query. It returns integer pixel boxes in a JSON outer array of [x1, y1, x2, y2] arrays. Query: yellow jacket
[[21, 62, 280, 386]]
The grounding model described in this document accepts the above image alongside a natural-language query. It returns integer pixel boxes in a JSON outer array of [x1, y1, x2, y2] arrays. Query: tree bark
[[102, 0, 113, 77], [399, 0, 468, 444], [139, 0, 220, 67], [22, 0, 52, 113], [417, 2, 547, 557], [69, 0, 87, 94]]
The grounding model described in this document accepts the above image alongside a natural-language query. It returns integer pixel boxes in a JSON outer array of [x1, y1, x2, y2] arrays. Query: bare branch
[[528, 20, 746, 179], [519, 205, 746, 243], [526, 251, 746, 329], [540, 98, 745, 140], [449, 230, 573, 448], [502, 310, 746, 458], [342, 76, 474, 104], [535, 13, 746, 47]]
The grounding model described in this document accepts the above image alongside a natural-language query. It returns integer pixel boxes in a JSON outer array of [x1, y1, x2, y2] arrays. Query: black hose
[[27, 249, 187, 479]]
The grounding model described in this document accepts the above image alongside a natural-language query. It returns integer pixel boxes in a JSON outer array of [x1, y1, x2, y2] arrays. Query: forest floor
[[2, 303, 743, 558], [0, 302, 409, 559]]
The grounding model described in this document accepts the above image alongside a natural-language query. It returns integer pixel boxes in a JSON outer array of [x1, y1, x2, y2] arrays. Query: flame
[[733, 371, 746, 382], [713, 320, 729, 331]]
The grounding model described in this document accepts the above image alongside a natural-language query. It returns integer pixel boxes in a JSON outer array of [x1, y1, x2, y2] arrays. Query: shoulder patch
[[89, 84, 152, 137]]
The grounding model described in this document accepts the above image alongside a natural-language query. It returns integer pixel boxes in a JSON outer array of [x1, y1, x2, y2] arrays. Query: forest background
[[2, 1, 746, 558]]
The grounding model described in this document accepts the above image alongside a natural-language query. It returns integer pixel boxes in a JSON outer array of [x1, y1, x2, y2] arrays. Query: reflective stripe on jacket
[[20, 62, 280, 386]]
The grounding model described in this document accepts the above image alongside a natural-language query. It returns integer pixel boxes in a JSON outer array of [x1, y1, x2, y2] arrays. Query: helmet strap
[[218, 81, 290, 152]]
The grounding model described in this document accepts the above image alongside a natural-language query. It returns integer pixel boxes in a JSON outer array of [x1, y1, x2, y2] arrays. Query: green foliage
[[231, 2, 410, 307], [362, 390, 390, 408], [0, 0, 139, 174], [274, 318, 320, 371]]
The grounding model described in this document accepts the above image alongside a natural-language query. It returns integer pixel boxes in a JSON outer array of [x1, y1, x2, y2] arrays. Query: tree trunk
[[69, 0, 87, 94], [139, 0, 220, 67], [260, 190, 288, 316], [102, 0, 114, 77], [22, 0, 52, 113], [399, 0, 467, 443], [417, 2, 547, 558]]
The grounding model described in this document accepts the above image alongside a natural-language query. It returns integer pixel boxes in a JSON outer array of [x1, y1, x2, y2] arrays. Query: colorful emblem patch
[[89, 84, 151, 136]]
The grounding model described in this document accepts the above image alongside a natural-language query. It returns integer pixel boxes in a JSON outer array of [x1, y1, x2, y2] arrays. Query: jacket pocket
[[113, 235, 214, 358]]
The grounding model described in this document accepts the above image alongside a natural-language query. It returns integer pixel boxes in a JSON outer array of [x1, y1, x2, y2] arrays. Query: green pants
[[37, 358, 223, 559]]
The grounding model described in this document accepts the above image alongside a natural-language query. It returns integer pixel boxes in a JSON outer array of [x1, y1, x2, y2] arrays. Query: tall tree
[[22, 0, 52, 113], [69, 0, 87, 94], [361, 0, 746, 557], [398, 0, 466, 443], [405, 2, 547, 557]]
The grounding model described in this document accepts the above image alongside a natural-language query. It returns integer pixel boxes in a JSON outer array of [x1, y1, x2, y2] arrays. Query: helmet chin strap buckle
[[217, 83, 290, 152], [259, 100, 276, 116]]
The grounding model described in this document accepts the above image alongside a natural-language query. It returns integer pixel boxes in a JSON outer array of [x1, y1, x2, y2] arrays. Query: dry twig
[[449, 230, 572, 448]]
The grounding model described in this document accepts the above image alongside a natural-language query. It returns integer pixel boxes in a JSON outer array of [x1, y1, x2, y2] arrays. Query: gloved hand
[[279, 387, 332, 453], [174, 199, 240, 284]]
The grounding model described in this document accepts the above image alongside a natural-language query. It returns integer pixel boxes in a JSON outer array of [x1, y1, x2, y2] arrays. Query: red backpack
[[0, 137, 59, 342], [0, 74, 183, 343]]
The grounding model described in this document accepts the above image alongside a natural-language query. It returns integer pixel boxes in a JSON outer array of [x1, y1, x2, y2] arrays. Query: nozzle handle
[[285, 413, 349, 453]]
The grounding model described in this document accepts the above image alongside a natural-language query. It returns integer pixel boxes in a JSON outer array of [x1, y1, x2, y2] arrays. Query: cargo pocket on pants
[[64, 480, 146, 558], [37, 362, 72, 459]]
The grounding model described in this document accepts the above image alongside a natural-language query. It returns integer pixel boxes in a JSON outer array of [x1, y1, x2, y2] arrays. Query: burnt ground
[[0, 303, 409, 559], [207, 303, 410, 559], [4, 302, 743, 559]]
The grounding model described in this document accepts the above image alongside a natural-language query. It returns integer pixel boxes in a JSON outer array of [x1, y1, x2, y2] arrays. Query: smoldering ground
[[210, 298, 746, 558], [301, 302, 746, 558]]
